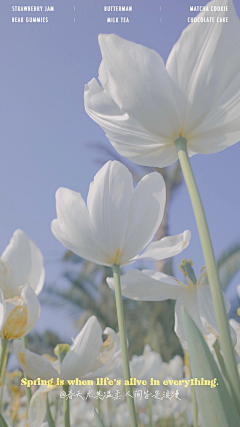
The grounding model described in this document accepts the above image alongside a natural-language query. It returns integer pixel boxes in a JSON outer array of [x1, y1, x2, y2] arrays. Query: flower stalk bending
[[175, 136, 240, 403], [113, 264, 138, 427]]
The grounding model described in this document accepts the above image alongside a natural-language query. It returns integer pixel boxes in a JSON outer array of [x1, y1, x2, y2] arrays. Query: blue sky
[[1, 0, 240, 338]]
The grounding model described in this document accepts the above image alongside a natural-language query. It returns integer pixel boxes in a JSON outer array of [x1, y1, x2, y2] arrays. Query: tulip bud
[[54, 343, 70, 363]]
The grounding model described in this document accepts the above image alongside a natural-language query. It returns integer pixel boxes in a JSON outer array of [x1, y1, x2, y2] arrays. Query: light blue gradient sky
[[1, 0, 240, 338]]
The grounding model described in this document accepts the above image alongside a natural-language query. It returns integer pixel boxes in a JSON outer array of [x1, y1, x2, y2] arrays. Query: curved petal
[[138, 230, 191, 261], [167, 0, 240, 152], [107, 269, 185, 301], [29, 385, 57, 427], [120, 172, 166, 265], [0, 259, 18, 299], [61, 316, 103, 380], [21, 286, 40, 337], [85, 327, 121, 379], [98, 34, 181, 138], [87, 161, 133, 263], [1, 229, 45, 296], [51, 187, 110, 266], [13, 340, 58, 380], [175, 288, 206, 342], [84, 78, 178, 168]]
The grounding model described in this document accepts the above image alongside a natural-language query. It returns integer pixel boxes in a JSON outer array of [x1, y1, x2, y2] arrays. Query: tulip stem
[[113, 264, 138, 427], [46, 393, 56, 427], [21, 336, 32, 408], [175, 137, 240, 404], [0, 339, 8, 380], [62, 385, 70, 427], [0, 339, 8, 411]]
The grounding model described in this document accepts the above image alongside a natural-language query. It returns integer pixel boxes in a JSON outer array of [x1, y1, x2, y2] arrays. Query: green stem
[[148, 397, 154, 427], [0, 338, 8, 412], [62, 385, 70, 427], [21, 336, 32, 408], [113, 264, 138, 427], [46, 393, 56, 427], [0, 339, 8, 378], [175, 137, 240, 403]]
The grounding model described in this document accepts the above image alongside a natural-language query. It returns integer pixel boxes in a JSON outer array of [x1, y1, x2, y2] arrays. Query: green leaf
[[181, 307, 240, 427], [0, 414, 9, 427], [94, 408, 106, 427]]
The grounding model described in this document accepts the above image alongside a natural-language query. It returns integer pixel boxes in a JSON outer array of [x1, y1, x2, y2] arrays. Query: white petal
[[86, 327, 121, 379], [1, 229, 45, 296], [13, 340, 58, 380], [61, 316, 103, 380], [98, 34, 181, 138], [138, 230, 191, 261], [175, 289, 206, 342], [0, 259, 18, 299], [51, 187, 110, 266], [120, 173, 166, 265], [21, 286, 40, 337], [29, 385, 56, 427], [84, 78, 178, 168], [107, 269, 185, 301], [167, 0, 240, 151], [87, 161, 133, 263]]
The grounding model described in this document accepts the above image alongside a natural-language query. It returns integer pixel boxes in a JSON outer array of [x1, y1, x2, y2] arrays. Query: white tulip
[[51, 161, 190, 267], [85, 0, 240, 167], [14, 316, 120, 427], [0, 286, 40, 340], [0, 229, 45, 299], [107, 266, 231, 344]]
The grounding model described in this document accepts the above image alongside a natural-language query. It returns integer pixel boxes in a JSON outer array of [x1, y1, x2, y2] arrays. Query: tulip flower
[[51, 161, 190, 267], [0, 229, 45, 299], [85, 0, 240, 399], [14, 316, 121, 427], [85, 0, 240, 168], [51, 160, 190, 427], [107, 261, 232, 345], [0, 287, 40, 340]]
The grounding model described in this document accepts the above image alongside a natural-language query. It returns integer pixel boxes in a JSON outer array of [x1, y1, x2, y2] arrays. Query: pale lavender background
[[0, 0, 240, 338]]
